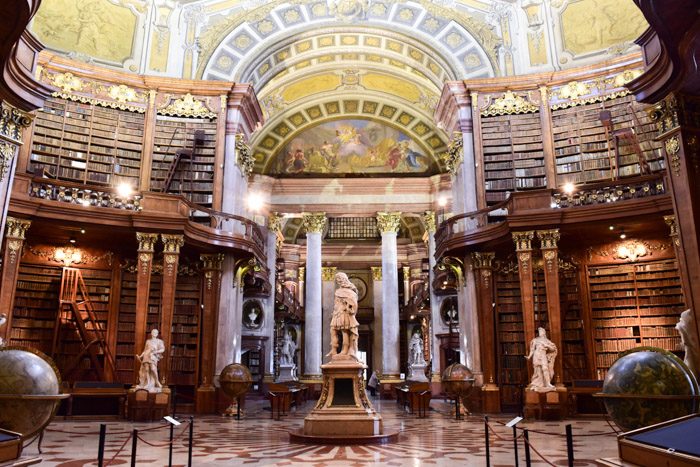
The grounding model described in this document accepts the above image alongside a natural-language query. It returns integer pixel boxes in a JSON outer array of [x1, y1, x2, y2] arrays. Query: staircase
[[52, 267, 115, 382], [161, 129, 206, 194]]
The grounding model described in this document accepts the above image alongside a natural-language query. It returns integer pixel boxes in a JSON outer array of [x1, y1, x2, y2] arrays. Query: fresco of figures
[[274, 119, 433, 175]]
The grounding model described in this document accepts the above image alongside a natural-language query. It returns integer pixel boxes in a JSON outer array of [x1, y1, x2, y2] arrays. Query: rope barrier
[[486, 422, 524, 442], [493, 419, 617, 437], [104, 433, 133, 467], [47, 422, 171, 437], [135, 421, 191, 448], [522, 435, 558, 467]]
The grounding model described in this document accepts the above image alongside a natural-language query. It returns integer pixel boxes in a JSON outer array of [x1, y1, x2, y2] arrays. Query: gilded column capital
[[664, 215, 680, 246], [0, 142, 16, 183], [512, 231, 535, 251], [537, 229, 560, 250], [371, 266, 382, 281], [376, 212, 402, 234], [402, 266, 410, 279], [471, 252, 495, 270], [321, 266, 337, 282], [4, 217, 31, 240], [200, 253, 225, 270], [298, 266, 305, 282], [302, 212, 327, 234], [161, 234, 184, 254], [1, 101, 33, 145], [423, 211, 436, 234], [268, 212, 283, 233], [136, 232, 158, 252]]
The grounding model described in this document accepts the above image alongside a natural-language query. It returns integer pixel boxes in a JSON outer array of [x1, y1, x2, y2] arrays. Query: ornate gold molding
[[136, 232, 158, 252], [268, 212, 283, 233], [46, 71, 148, 113], [158, 93, 217, 118], [482, 90, 538, 117], [442, 134, 464, 175], [664, 215, 680, 247], [235, 134, 254, 177], [371, 266, 382, 281], [665, 136, 681, 176], [4, 217, 31, 240], [298, 266, 305, 282], [200, 253, 225, 270], [321, 266, 337, 282], [512, 231, 535, 251], [301, 212, 327, 234], [423, 211, 436, 234], [377, 212, 402, 234], [0, 142, 15, 183], [537, 229, 560, 250], [648, 94, 680, 136], [402, 266, 410, 280], [471, 252, 495, 270], [548, 69, 643, 110], [161, 234, 185, 254], [1, 101, 32, 145]]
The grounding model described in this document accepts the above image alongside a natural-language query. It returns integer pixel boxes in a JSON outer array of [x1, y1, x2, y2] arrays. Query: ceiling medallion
[[330, 0, 368, 21]]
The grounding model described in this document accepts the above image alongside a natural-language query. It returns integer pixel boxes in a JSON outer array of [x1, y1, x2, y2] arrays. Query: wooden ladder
[[52, 267, 115, 382], [161, 129, 205, 194]]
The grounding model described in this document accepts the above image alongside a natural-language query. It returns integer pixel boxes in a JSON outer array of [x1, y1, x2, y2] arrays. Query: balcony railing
[[29, 178, 142, 211], [434, 196, 511, 248], [552, 173, 666, 208]]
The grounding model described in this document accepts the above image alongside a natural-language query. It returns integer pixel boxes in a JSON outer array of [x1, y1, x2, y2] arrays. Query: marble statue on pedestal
[[525, 327, 557, 392], [676, 309, 700, 378], [407, 331, 429, 382], [278, 329, 298, 382], [136, 329, 165, 392], [327, 272, 359, 360]]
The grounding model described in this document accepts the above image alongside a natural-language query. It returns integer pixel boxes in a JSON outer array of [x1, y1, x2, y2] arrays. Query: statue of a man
[[676, 309, 700, 378], [327, 272, 359, 359], [525, 327, 557, 392], [136, 329, 165, 392], [280, 330, 297, 365], [409, 332, 423, 365]]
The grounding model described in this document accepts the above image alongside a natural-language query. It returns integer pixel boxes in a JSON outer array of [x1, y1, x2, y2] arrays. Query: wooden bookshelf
[[116, 271, 137, 384], [150, 116, 217, 207], [169, 274, 201, 387], [481, 112, 545, 205], [29, 98, 144, 187], [495, 268, 525, 411], [588, 259, 684, 379], [533, 269, 548, 331], [560, 268, 588, 382], [552, 95, 663, 186]]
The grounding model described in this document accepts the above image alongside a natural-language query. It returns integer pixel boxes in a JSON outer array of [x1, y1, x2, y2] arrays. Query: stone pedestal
[[277, 364, 298, 382], [407, 362, 429, 382], [303, 356, 382, 436], [127, 388, 171, 422], [523, 388, 567, 420]]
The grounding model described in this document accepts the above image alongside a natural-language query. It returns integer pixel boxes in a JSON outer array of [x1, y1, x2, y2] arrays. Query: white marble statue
[[525, 327, 558, 392], [136, 329, 165, 392], [676, 309, 700, 378], [280, 330, 297, 365], [409, 332, 424, 365], [327, 272, 359, 359]]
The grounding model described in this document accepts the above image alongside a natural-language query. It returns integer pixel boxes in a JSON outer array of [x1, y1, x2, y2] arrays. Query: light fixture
[[116, 183, 132, 198], [563, 182, 575, 195], [69, 236, 77, 244], [80, 228, 86, 234], [247, 192, 264, 212], [54, 247, 82, 266], [437, 196, 448, 207], [609, 225, 614, 231], [619, 230, 627, 240]]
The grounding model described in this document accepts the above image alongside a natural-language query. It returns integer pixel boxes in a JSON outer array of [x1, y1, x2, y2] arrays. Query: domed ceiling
[[29, 0, 649, 176]]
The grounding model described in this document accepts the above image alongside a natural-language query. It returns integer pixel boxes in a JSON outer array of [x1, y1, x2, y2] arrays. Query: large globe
[[441, 363, 475, 398], [219, 363, 252, 400], [601, 347, 698, 432], [0, 347, 66, 439]]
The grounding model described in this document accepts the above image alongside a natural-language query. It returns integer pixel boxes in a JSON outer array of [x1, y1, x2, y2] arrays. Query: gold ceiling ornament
[[235, 134, 254, 177], [376, 212, 402, 234], [161, 234, 185, 254], [512, 230, 535, 251], [481, 90, 538, 117], [108, 84, 139, 103], [4, 217, 31, 240], [423, 211, 436, 234], [301, 212, 327, 233], [136, 232, 158, 252], [52, 72, 83, 94], [321, 266, 338, 281], [442, 133, 464, 175], [371, 266, 382, 281], [159, 93, 217, 118]]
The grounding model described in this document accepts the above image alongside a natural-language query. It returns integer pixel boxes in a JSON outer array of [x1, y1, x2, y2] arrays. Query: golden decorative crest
[[371, 266, 382, 281], [665, 136, 681, 176], [512, 231, 535, 251], [5, 217, 31, 239], [161, 234, 185, 253], [159, 93, 217, 118], [423, 211, 436, 234], [235, 134, 254, 177], [555, 81, 591, 101], [108, 84, 138, 103], [611, 69, 644, 88], [0, 142, 15, 183], [482, 90, 538, 117], [53, 72, 83, 94], [442, 134, 464, 175]]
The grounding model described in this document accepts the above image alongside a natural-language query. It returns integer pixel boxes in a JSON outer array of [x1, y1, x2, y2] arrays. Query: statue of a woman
[[136, 329, 165, 392], [525, 327, 558, 392], [327, 272, 359, 359]]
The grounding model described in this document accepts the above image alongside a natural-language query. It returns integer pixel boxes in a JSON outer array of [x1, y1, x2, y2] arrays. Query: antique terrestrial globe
[[0, 346, 68, 439], [442, 363, 476, 399], [219, 363, 252, 415], [600, 347, 698, 432]]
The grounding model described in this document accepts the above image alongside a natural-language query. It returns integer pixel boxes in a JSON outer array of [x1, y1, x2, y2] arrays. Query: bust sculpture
[[280, 330, 297, 365], [525, 327, 558, 392], [327, 272, 359, 360], [409, 332, 424, 365], [676, 309, 700, 378], [136, 329, 165, 392]]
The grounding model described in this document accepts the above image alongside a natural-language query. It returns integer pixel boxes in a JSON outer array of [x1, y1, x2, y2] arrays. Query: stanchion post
[[97, 424, 106, 467], [523, 429, 531, 467], [131, 429, 138, 467], [168, 422, 175, 467], [484, 416, 491, 467], [237, 395, 242, 420], [512, 426, 519, 467], [566, 424, 574, 467], [188, 416, 194, 467]]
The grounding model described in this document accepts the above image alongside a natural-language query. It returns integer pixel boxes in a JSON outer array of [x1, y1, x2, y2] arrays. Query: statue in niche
[[409, 331, 424, 365], [136, 329, 165, 392], [676, 309, 700, 378], [327, 272, 359, 360], [280, 330, 297, 365], [525, 327, 558, 392]]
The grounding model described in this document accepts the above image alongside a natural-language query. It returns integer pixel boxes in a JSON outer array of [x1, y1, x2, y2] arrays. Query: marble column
[[424, 211, 443, 380], [377, 212, 401, 379], [215, 254, 239, 376], [458, 256, 482, 384], [0, 217, 31, 343], [302, 212, 326, 379], [133, 232, 158, 383], [159, 234, 184, 386], [371, 266, 383, 375], [321, 266, 337, 360], [262, 213, 282, 378]]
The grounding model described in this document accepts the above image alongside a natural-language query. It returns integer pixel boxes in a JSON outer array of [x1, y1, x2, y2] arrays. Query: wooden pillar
[[212, 95, 227, 211], [471, 92, 487, 210], [539, 86, 557, 189], [133, 232, 158, 383], [197, 253, 224, 414], [0, 217, 31, 342], [138, 90, 157, 192], [159, 234, 184, 386], [513, 231, 536, 347], [471, 251, 500, 412], [537, 229, 565, 388]]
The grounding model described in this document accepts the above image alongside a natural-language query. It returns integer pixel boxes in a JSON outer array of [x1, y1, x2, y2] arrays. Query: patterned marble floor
[[29, 397, 622, 466]]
